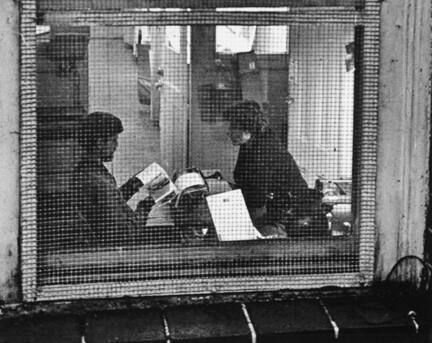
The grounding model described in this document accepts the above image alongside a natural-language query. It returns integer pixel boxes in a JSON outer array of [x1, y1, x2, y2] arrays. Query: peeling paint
[[376, 0, 430, 283], [0, 0, 20, 303]]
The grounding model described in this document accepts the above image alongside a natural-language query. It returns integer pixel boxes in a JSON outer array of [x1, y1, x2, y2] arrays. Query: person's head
[[225, 101, 268, 146], [80, 112, 124, 161]]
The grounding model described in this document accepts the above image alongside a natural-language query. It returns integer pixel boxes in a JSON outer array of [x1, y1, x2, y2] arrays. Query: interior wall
[[288, 24, 354, 186], [149, 27, 163, 123], [158, 26, 189, 175], [36, 27, 89, 196], [88, 26, 161, 201], [190, 26, 239, 182]]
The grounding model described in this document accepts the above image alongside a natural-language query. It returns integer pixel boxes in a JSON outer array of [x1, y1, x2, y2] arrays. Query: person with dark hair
[[225, 101, 326, 237], [71, 111, 155, 246]]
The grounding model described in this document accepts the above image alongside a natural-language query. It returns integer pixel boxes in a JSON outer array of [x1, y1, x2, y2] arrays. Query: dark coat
[[71, 158, 150, 245], [233, 128, 311, 221]]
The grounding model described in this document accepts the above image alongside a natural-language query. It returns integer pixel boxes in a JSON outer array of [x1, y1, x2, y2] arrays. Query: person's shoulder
[[74, 159, 107, 182], [74, 159, 94, 175], [248, 129, 278, 159]]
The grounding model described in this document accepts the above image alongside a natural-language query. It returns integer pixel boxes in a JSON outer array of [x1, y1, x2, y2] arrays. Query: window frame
[[36, 0, 364, 12], [21, 0, 380, 302]]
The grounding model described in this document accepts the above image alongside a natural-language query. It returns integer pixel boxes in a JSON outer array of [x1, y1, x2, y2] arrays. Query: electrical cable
[[385, 255, 432, 292]]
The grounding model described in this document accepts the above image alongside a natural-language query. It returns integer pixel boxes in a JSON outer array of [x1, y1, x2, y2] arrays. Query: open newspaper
[[135, 163, 207, 203]]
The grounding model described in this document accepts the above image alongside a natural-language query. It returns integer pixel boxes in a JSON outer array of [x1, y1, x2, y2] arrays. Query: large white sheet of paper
[[206, 190, 263, 241]]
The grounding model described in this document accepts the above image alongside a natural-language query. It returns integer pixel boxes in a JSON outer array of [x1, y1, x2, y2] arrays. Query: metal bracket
[[162, 314, 172, 343], [318, 298, 339, 340], [241, 303, 257, 343], [407, 310, 419, 335]]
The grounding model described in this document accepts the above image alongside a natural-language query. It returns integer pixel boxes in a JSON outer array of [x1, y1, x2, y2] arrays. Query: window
[[21, 0, 379, 301]]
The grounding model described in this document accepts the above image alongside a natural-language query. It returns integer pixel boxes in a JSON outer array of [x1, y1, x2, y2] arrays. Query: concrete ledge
[[323, 297, 424, 343], [246, 299, 333, 343], [0, 296, 428, 343], [85, 309, 165, 343], [164, 303, 250, 343], [0, 315, 81, 343]]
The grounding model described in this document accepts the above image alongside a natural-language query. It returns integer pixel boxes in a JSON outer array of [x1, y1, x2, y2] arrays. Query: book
[[135, 163, 178, 203], [174, 171, 207, 195], [135, 163, 208, 204], [206, 189, 263, 241]]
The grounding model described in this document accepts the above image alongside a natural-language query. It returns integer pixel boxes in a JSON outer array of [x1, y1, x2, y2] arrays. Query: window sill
[[38, 236, 357, 286]]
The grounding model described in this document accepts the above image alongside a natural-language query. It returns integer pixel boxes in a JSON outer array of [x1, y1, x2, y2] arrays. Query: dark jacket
[[71, 158, 150, 246], [234, 128, 311, 220]]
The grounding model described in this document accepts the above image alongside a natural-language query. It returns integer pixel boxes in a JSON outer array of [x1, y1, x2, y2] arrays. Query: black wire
[[385, 255, 432, 290]]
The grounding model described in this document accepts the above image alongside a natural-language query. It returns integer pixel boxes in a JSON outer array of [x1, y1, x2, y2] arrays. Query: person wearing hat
[[225, 101, 326, 237], [71, 111, 155, 246]]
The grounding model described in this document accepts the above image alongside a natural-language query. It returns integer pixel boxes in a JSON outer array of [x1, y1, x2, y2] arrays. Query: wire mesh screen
[[36, 0, 365, 11], [21, 1, 380, 301]]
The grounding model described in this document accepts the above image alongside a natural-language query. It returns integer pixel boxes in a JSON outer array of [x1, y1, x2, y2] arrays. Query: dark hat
[[80, 112, 123, 147], [82, 111, 123, 136]]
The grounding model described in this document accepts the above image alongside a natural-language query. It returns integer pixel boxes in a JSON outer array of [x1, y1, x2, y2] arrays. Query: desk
[[142, 178, 232, 244]]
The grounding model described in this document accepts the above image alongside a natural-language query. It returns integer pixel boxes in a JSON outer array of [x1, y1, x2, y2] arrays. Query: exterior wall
[[0, 0, 20, 302], [375, 0, 431, 281], [0, 0, 430, 302]]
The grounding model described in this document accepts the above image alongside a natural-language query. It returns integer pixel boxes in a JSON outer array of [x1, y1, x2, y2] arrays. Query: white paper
[[206, 190, 263, 241], [135, 162, 167, 185], [174, 172, 206, 192], [150, 181, 178, 203]]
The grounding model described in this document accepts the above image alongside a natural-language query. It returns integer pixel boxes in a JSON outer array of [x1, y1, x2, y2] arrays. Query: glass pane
[[35, 23, 357, 286]]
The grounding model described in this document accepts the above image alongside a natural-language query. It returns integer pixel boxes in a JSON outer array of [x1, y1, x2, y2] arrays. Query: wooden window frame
[[21, 1, 380, 301]]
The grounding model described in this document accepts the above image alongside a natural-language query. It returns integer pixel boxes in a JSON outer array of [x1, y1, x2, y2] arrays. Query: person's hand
[[119, 176, 144, 200], [126, 176, 144, 189], [136, 196, 155, 216], [250, 206, 267, 222], [258, 223, 287, 238]]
